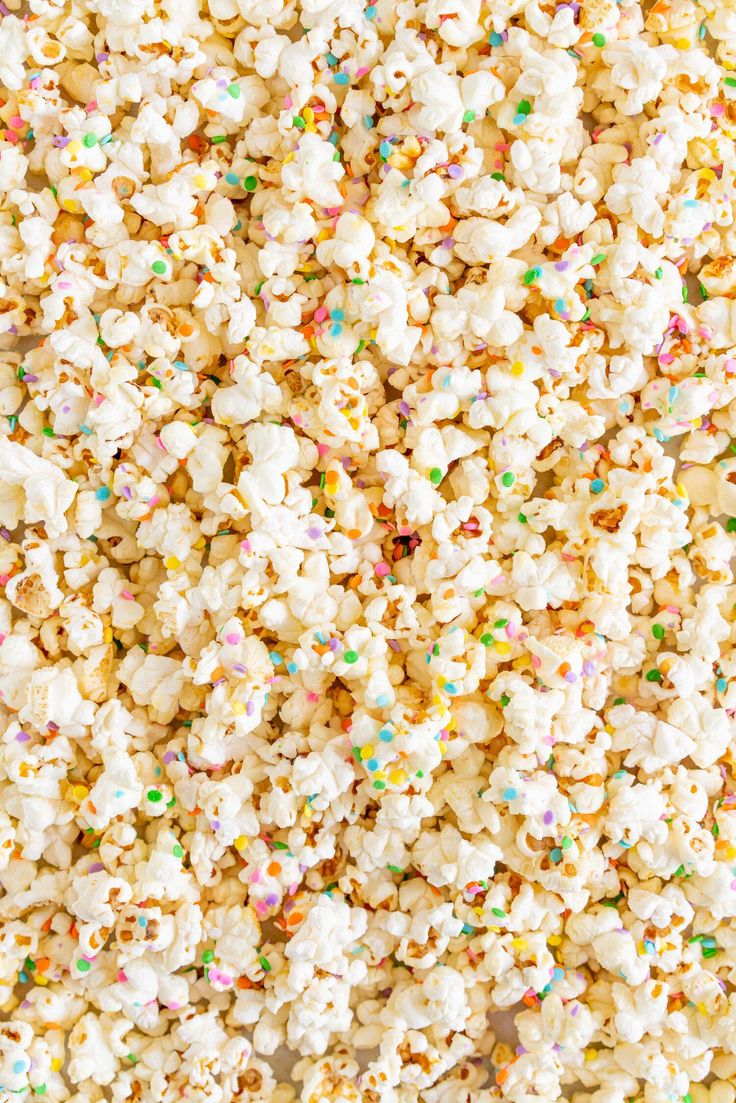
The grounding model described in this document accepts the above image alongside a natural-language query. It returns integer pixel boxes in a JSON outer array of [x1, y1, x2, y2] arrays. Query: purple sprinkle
[[265, 893, 279, 906], [653, 133, 664, 145], [211, 820, 221, 830], [328, 638, 339, 651], [22, 374, 38, 383], [442, 237, 454, 248], [554, 261, 569, 271], [447, 164, 463, 179], [564, 671, 577, 683], [96, 52, 109, 62], [89, 862, 104, 873], [163, 751, 175, 764], [246, 700, 255, 716], [583, 661, 595, 676], [15, 731, 30, 742], [543, 810, 554, 825], [571, 1004, 579, 1015], [398, 401, 410, 416], [307, 527, 321, 539]]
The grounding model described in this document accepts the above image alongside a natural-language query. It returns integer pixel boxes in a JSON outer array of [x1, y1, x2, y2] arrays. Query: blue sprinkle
[[328, 132, 339, 145], [462, 923, 474, 934], [366, 758, 379, 771], [325, 52, 338, 65], [379, 139, 392, 159], [365, 4, 376, 17], [717, 678, 727, 692], [550, 848, 562, 862], [379, 729, 394, 742], [330, 323, 342, 337], [225, 172, 239, 185], [554, 298, 566, 313], [334, 71, 350, 85], [115, 790, 124, 797], [376, 693, 390, 707], [79, 424, 92, 434], [553, 966, 565, 980], [668, 385, 678, 402], [95, 486, 110, 501], [173, 361, 190, 371], [19, 972, 28, 984], [683, 199, 698, 207], [489, 31, 503, 45], [503, 787, 518, 801], [12, 1062, 25, 1075], [286, 662, 298, 674], [513, 113, 526, 126], [138, 916, 147, 927], [644, 939, 655, 953], [330, 308, 345, 320], [269, 651, 282, 665], [364, 115, 374, 128], [444, 682, 457, 694], [591, 478, 605, 494]]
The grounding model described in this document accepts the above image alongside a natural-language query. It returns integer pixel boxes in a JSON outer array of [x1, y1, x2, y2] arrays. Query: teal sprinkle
[[489, 31, 503, 45], [334, 71, 349, 85], [269, 651, 283, 665]]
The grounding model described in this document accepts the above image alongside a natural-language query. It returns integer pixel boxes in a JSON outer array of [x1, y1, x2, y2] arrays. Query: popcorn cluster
[[2, 0, 736, 1099]]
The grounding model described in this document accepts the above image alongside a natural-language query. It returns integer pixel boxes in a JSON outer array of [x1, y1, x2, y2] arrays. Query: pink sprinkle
[[284, 95, 293, 108], [117, 970, 127, 983], [505, 624, 517, 638], [240, 539, 252, 551], [306, 691, 320, 702], [0, 575, 9, 587], [531, 655, 541, 668], [659, 353, 675, 365], [5, 132, 18, 144], [121, 589, 134, 600], [314, 306, 328, 322], [226, 632, 241, 645], [725, 359, 736, 373], [711, 102, 726, 116], [375, 562, 390, 576], [57, 281, 71, 289], [316, 443, 329, 456], [10, 116, 23, 129]]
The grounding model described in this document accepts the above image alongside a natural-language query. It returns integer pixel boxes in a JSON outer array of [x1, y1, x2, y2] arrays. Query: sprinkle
[[227, 83, 240, 98], [590, 478, 605, 494], [429, 467, 443, 484], [151, 260, 167, 275], [344, 650, 359, 664], [147, 789, 163, 802], [652, 624, 665, 640], [77, 960, 91, 972], [95, 486, 110, 500], [592, 32, 606, 46], [501, 472, 515, 487], [503, 787, 518, 800], [334, 71, 350, 85]]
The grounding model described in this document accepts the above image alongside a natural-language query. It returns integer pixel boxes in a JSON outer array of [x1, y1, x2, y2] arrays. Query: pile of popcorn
[[4, 0, 736, 1099]]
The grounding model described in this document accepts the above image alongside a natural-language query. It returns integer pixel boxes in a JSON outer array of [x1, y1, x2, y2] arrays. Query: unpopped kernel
[[1, 0, 736, 1101]]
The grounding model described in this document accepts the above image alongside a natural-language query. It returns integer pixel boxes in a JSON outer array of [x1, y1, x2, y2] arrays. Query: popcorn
[[3, 2, 736, 1101]]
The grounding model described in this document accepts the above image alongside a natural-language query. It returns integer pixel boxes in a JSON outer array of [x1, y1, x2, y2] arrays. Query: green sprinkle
[[699, 283, 709, 300], [211, 135, 228, 143], [244, 176, 257, 191], [42, 427, 55, 437], [258, 955, 272, 971], [344, 650, 359, 664], [127, 1054, 138, 1064], [387, 864, 403, 873], [429, 467, 443, 484], [500, 694, 510, 707], [517, 512, 527, 523], [652, 624, 665, 640], [591, 253, 607, 265], [655, 267, 663, 279], [727, 518, 736, 532], [645, 669, 663, 682], [517, 99, 532, 116], [77, 959, 91, 972], [523, 268, 539, 285], [592, 32, 606, 46], [293, 115, 306, 129], [491, 907, 506, 918], [501, 471, 515, 487], [173, 844, 184, 858], [147, 789, 163, 802], [682, 283, 688, 303], [481, 633, 494, 646], [151, 260, 167, 275], [227, 83, 240, 98], [561, 836, 572, 849], [33, 1087, 47, 1095], [82, 133, 97, 147], [373, 780, 386, 790], [725, 77, 736, 87], [463, 110, 476, 122]]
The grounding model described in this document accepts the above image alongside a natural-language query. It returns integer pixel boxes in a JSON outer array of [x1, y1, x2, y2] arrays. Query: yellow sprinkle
[[72, 785, 89, 802], [726, 846, 736, 859], [231, 701, 246, 715], [511, 361, 524, 376], [495, 641, 511, 656], [316, 230, 329, 243], [675, 36, 690, 48], [389, 769, 406, 786], [691, 417, 702, 429], [36, 975, 49, 987], [194, 174, 207, 188], [68, 140, 81, 154], [303, 107, 314, 123], [234, 835, 248, 850], [511, 938, 527, 950], [76, 168, 93, 182], [194, 536, 206, 550], [51, 1059, 62, 1072], [548, 934, 562, 945], [282, 153, 294, 164], [362, 744, 374, 759], [373, 769, 386, 780], [164, 556, 181, 570]]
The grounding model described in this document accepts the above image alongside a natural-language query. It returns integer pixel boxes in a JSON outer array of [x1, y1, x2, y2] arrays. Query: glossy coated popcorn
[[2, 0, 736, 1100]]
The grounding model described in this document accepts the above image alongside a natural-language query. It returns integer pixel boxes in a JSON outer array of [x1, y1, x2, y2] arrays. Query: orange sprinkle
[[267, 861, 281, 876]]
